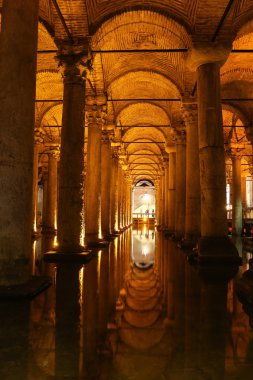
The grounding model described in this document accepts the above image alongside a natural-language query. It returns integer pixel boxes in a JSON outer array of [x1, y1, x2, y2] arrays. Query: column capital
[[57, 44, 90, 85], [186, 41, 231, 71], [226, 143, 245, 160], [101, 130, 112, 144], [181, 103, 198, 126], [34, 126, 45, 144], [173, 123, 186, 144], [47, 146, 60, 160], [86, 96, 107, 127]]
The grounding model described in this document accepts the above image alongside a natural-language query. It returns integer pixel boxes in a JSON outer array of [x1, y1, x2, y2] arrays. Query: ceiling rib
[[51, 0, 74, 43]]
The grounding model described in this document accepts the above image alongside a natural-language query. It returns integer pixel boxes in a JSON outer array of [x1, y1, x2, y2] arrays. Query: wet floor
[[0, 227, 253, 380]]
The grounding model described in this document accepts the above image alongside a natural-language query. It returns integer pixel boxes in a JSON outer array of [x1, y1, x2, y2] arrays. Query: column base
[[194, 236, 242, 265], [44, 250, 93, 263], [41, 226, 56, 235], [32, 230, 42, 240], [85, 239, 110, 248], [0, 276, 52, 300], [109, 231, 121, 237]]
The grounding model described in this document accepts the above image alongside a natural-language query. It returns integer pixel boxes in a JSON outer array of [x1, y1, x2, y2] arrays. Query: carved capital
[[57, 44, 90, 85], [101, 131, 111, 144], [182, 103, 198, 126], [85, 96, 107, 127], [175, 129, 186, 144], [34, 127, 45, 144], [47, 146, 60, 159]]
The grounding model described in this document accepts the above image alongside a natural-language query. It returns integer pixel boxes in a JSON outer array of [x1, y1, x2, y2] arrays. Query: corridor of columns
[[1, 0, 253, 378]]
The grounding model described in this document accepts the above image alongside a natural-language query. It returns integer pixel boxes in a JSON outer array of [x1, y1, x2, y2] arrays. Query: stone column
[[232, 154, 242, 235], [189, 43, 239, 261], [164, 161, 169, 229], [175, 130, 186, 240], [110, 152, 120, 234], [101, 132, 112, 238], [168, 151, 176, 234], [42, 167, 48, 227], [241, 175, 246, 213], [32, 131, 43, 235], [44, 150, 59, 233], [57, 54, 86, 253], [0, 0, 39, 285], [155, 180, 161, 226], [182, 102, 201, 243], [161, 161, 168, 229], [85, 100, 106, 245], [117, 166, 123, 230], [159, 174, 165, 228]]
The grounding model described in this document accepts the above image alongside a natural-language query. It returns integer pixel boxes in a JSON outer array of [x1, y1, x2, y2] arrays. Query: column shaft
[[32, 143, 40, 233], [197, 62, 239, 261], [198, 63, 227, 236], [175, 138, 186, 239], [57, 63, 85, 252], [110, 156, 119, 233], [45, 154, 58, 232], [183, 104, 201, 241], [101, 134, 111, 237], [168, 152, 176, 233], [0, 0, 39, 285], [232, 156, 242, 235], [85, 122, 102, 244]]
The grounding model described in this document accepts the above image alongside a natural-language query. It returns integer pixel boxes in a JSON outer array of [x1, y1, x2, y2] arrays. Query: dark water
[[0, 228, 253, 380]]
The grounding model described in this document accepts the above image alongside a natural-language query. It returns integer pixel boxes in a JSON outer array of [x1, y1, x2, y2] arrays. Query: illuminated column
[[155, 179, 161, 226], [32, 128, 44, 234], [241, 175, 246, 210], [101, 131, 112, 237], [126, 179, 132, 225], [160, 173, 165, 228], [118, 166, 123, 230], [232, 154, 242, 235], [42, 167, 48, 228], [190, 43, 239, 260], [175, 130, 186, 239], [198, 62, 227, 237], [121, 174, 126, 228], [182, 102, 201, 242], [57, 53, 86, 253], [164, 159, 169, 229], [85, 99, 106, 245], [0, 0, 39, 285], [110, 152, 120, 233], [44, 150, 59, 233], [168, 151, 176, 233]]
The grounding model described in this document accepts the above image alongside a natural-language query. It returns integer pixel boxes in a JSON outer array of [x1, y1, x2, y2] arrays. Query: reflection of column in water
[[55, 264, 82, 378], [83, 257, 99, 376], [199, 277, 228, 379], [166, 241, 176, 321], [162, 238, 168, 304], [125, 229, 131, 273], [98, 248, 110, 341], [108, 243, 116, 311], [29, 275, 56, 377], [171, 249, 186, 368], [184, 263, 201, 370], [0, 302, 30, 380]]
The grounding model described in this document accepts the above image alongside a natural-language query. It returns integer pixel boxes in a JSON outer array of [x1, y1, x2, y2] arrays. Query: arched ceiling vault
[[4, 0, 253, 185]]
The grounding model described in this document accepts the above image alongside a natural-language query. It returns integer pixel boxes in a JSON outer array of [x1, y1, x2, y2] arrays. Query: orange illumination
[[53, 235, 58, 248]]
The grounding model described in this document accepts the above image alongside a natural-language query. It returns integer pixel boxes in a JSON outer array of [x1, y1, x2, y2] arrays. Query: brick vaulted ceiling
[[2, 0, 253, 182]]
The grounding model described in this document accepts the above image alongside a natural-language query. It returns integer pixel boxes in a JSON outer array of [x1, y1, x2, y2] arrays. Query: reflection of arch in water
[[131, 227, 155, 268]]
